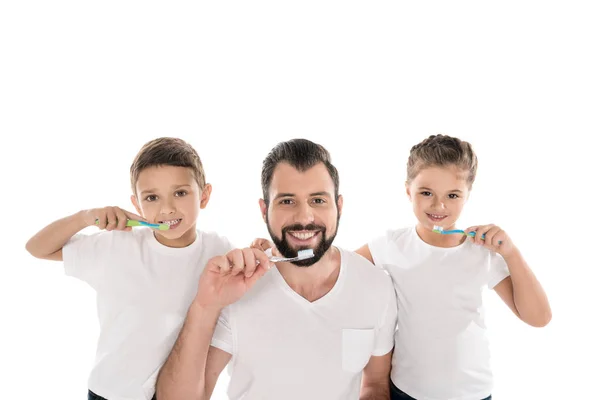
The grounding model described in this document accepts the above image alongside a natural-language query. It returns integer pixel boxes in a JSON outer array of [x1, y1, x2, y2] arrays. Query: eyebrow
[[418, 186, 463, 193], [140, 184, 192, 196], [273, 191, 332, 200]]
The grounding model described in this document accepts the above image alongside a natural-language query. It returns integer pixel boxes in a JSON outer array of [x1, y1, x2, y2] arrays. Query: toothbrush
[[264, 248, 314, 263], [95, 219, 170, 231], [432, 225, 502, 244]]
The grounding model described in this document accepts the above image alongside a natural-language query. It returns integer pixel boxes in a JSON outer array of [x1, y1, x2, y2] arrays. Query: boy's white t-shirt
[[63, 228, 233, 400], [210, 248, 398, 400], [369, 226, 510, 400]]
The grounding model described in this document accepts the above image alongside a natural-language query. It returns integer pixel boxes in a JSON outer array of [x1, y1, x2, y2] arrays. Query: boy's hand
[[81, 207, 147, 232], [194, 248, 274, 309], [465, 224, 516, 258], [250, 237, 274, 252]]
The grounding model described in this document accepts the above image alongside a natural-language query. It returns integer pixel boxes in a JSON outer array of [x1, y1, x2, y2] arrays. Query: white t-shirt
[[63, 228, 233, 400], [210, 248, 397, 400], [368, 226, 510, 400]]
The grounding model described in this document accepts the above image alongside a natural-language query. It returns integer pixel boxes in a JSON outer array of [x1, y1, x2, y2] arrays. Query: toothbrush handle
[[95, 219, 159, 228]]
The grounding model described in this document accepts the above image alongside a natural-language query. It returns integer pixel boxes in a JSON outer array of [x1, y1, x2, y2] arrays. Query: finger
[[105, 208, 118, 231], [464, 226, 478, 241], [115, 208, 129, 231], [206, 255, 230, 274], [477, 224, 493, 244], [253, 248, 273, 270], [260, 240, 273, 251], [493, 230, 506, 247], [228, 249, 244, 276], [484, 226, 501, 247], [95, 209, 108, 230], [467, 226, 482, 244], [241, 248, 258, 277], [123, 210, 148, 222], [247, 248, 273, 284]]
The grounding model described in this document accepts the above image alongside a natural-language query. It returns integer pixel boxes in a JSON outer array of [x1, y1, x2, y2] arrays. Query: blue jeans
[[390, 380, 491, 400], [88, 390, 157, 400]]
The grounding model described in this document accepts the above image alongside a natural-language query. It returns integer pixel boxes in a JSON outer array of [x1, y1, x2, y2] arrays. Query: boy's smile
[[132, 165, 211, 248]]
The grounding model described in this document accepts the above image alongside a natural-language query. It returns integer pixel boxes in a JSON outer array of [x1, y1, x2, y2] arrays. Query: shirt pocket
[[342, 328, 375, 373]]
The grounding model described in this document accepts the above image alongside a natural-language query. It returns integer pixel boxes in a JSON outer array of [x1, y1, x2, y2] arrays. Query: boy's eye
[[145, 195, 158, 202], [448, 193, 459, 199], [175, 190, 187, 197], [420, 191, 432, 197]]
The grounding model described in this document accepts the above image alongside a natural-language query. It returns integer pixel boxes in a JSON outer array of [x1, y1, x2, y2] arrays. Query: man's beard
[[266, 215, 340, 267]]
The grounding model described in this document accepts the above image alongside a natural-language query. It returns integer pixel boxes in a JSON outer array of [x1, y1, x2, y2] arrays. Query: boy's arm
[[156, 303, 231, 400], [25, 207, 145, 261], [493, 249, 552, 327], [25, 211, 89, 261]]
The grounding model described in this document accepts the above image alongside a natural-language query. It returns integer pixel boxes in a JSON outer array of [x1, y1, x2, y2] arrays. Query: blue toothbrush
[[433, 225, 502, 244], [95, 219, 170, 230]]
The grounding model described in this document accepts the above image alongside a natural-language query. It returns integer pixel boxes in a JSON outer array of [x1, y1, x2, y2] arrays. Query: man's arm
[[360, 351, 392, 400], [156, 248, 272, 400]]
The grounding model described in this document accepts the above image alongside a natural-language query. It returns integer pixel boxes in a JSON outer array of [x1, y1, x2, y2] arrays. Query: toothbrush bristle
[[296, 249, 314, 260], [432, 225, 443, 233], [158, 224, 170, 231]]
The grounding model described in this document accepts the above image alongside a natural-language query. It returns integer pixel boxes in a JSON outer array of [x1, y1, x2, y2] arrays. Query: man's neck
[[276, 247, 341, 302]]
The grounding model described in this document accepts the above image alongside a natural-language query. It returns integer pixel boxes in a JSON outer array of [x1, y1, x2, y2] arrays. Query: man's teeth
[[160, 219, 181, 226], [290, 232, 317, 240]]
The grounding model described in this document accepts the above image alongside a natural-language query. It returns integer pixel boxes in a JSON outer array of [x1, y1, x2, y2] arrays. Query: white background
[[1, 1, 599, 399]]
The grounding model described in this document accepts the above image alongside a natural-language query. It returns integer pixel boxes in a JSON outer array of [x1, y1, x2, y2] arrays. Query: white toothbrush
[[264, 248, 314, 262]]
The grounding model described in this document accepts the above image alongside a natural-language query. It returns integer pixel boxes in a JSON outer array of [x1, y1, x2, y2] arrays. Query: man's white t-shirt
[[210, 248, 398, 400], [63, 228, 233, 400], [369, 226, 510, 400]]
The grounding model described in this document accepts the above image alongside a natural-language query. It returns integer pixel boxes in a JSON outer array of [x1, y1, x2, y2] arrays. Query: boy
[[26, 137, 233, 400]]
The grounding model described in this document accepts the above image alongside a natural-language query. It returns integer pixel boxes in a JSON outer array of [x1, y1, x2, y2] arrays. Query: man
[[156, 139, 397, 400]]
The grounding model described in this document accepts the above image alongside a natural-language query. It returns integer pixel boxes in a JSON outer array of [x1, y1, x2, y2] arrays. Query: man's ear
[[259, 198, 268, 223]]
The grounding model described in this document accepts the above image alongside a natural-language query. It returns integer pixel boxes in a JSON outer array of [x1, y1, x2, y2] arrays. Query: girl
[[356, 134, 551, 400]]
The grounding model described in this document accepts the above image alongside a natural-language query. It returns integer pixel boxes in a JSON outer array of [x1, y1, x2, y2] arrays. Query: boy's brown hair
[[407, 134, 478, 188], [130, 137, 206, 194]]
